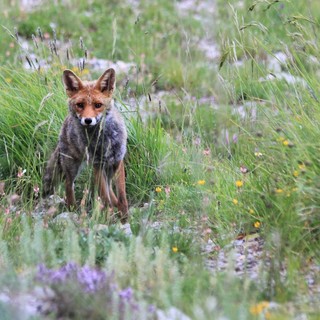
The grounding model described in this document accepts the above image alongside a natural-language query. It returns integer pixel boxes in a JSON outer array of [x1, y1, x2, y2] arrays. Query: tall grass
[[0, 0, 319, 319]]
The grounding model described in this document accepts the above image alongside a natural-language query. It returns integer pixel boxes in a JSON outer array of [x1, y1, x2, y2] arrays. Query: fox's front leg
[[65, 178, 76, 208], [114, 160, 128, 220], [63, 160, 81, 209], [94, 166, 113, 210]]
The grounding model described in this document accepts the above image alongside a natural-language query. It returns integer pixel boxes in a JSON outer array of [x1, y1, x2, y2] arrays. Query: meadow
[[0, 0, 319, 319]]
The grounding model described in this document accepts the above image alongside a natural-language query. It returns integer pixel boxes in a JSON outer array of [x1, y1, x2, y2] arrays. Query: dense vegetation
[[0, 0, 319, 318]]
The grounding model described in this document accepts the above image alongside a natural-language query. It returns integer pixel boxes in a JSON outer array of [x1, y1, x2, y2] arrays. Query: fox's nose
[[84, 118, 92, 125]]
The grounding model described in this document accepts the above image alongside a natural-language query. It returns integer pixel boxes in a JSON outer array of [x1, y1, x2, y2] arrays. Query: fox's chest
[[68, 122, 126, 166]]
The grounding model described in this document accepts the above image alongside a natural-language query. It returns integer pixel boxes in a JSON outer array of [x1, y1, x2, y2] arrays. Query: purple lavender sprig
[[36, 262, 106, 293], [36, 263, 157, 319]]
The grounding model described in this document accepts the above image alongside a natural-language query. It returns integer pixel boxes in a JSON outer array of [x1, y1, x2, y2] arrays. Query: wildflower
[[293, 170, 299, 177], [10, 194, 20, 205], [250, 301, 270, 315], [172, 246, 178, 253], [254, 152, 263, 157], [254, 221, 261, 228], [33, 185, 40, 194], [240, 165, 249, 174], [165, 186, 171, 196], [119, 287, 133, 300], [194, 137, 201, 146], [232, 133, 238, 144], [71, 66, 80, 74], [5, 78, 12, 83], [155, 187, 162, 193], [197, 180, 206, 185], [203, 228, 212, 235], [298, 163, 306, 173], [203, 148, 211, 156], [81, 68, 90, 75], [148, 305, 157, 313], [235, 180, 243, 188], [275, 188, 283, 193], [77, 265, 107, 293], [232, 199, 238, 205], [249, 209, 254, 214], [283, 140, 289, 146], [17, 168, 26, 178]]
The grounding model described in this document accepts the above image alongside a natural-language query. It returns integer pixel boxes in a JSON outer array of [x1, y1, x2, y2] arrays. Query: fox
[[43, 68, 128, 221]]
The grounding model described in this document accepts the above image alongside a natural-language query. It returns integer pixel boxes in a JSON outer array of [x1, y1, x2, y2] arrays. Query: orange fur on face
[[65, 70, 115, 126], [70, 88, 111, 121]]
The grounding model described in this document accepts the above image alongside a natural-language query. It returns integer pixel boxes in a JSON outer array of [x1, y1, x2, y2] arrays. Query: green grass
[[0, 0, 320, 319]]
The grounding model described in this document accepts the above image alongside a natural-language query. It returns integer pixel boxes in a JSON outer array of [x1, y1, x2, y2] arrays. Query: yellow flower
[[275, 188, 283, 193], [277, 136, 285, 142], [232, 199, 238, 205], [249, 209, 254, 214], [71, 66, 79, 72], [197, 180, 206, 185], [293, 170, 299, 177], [172, 246, 178, 253], [155, 187, 162, 193], [250, 301, 270, 315], [235, 180, 243, 188], [5, 78, 12, 83], [283, 140, 289, 146], [254, 152, 263, 157], [298, 163, 305, 170], [81, 68, 90, 75], [254, 221, 261, 228]]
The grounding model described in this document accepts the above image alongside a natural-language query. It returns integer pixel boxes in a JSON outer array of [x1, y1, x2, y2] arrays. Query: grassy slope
[[0, 0, 319, 319]]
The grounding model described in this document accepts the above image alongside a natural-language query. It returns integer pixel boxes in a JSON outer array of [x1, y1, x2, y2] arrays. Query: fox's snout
[[78, 111, 103, 126], [80, 116, 98, 126]]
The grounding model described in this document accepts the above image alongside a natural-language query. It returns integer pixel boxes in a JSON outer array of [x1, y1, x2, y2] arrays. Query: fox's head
[[62, 68, 116, 127]]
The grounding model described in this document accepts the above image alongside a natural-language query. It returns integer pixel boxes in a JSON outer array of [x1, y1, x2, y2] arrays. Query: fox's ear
[[62, 70, 84, 97], [95, 68, 116, 95]]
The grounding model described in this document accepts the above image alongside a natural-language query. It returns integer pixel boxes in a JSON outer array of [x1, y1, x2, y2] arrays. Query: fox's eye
[[76, 103, 84, 109], [94, 103, 103, 109]]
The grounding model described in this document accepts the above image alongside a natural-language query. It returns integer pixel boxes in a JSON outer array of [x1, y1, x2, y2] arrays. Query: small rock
[[120, 223, 133, 236], [157, 307, 191, 320], [52, 212, 78, 225]]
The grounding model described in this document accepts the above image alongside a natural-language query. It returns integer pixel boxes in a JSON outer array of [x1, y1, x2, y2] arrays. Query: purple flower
[[37, 262, 75, 284], [233, 133, 238, 144], [148, 304, 156, 313], [36, 263, 156, 319], [77, 266, 107, 293], [119, 287, 133, 301]]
